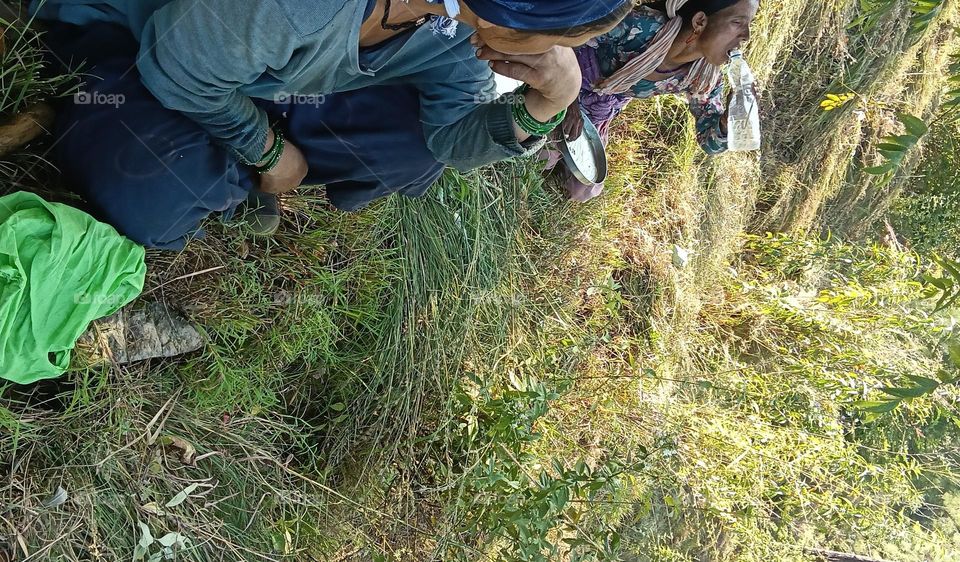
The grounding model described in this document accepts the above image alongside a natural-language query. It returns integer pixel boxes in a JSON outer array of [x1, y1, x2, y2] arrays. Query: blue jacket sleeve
[[135, 0, 302, 164], [412, 53, 543, 171]]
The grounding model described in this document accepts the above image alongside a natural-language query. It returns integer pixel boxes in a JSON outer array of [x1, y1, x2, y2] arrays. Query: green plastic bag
[[0, 192, 146, 384]]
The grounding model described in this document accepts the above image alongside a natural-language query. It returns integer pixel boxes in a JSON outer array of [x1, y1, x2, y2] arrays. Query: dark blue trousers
[[43, 23, 446, 249]]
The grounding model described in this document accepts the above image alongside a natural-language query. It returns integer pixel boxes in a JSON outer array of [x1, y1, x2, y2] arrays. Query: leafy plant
[[855, 370, 959, 420], [0, 17, 79, 115], [850, 0, 946, 42], [890, 118, 960, 254], [447, 377, 638, 562], [133, 522, 190, 562], [840, 255, 960, 419], [939, 49, 960, 122], [848, 0, 904, 36], [923, 254, 960, 312], [864, 112, 929, 182], [908, 0, 947, 40]]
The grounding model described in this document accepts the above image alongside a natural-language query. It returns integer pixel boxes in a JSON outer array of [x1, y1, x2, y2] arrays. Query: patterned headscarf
[[593, 0, 740, 95]]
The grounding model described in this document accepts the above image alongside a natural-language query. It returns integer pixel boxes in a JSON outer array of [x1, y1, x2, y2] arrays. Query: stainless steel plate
[[558, 111, 608, 185]]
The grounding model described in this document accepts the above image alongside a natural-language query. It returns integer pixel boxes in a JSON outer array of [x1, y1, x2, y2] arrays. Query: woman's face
[[473, 18, 618, 55], [695, 0, 760, 66]]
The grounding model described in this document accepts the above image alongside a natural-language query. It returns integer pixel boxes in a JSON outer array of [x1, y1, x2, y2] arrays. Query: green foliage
[[674, 233, 960, 559], [4, 0, 960, 560], [923, 254, 960, 311], [0, 376, 333, 560], [755, 0, 949, 233], [891, 121, 960, 255], [856, 370, 960, 421], [844, 252, 960, 418], [864, 112, 929, 182], [908, 0, 948, 40], [849, 0, 903, 35], [940, 49, 960, 121], [444, 377, 634, 562], [850, 0, 946, 43], [0, 16, 79, 115]]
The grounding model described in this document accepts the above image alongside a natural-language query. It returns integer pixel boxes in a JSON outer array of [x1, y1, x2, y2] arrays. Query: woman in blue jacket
[[34, 0, 633, 248]]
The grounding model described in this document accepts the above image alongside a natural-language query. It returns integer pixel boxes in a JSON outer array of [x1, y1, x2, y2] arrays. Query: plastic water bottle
[[726, 50, 761, 152]]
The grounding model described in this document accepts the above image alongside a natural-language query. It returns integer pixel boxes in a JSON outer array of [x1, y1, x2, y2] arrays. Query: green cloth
[[0, 192, 146, 384]]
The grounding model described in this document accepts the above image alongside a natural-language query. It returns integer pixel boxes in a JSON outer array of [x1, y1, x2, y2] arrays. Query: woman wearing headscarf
[[31, 0, 633, 248], [547, 0, 760, 202]]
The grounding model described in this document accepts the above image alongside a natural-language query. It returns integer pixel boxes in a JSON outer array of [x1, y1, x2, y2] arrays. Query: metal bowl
[[558, 111, 608, 185]]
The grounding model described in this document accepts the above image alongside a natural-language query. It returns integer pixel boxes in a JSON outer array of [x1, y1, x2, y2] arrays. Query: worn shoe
[[243, 189, 281, 236]]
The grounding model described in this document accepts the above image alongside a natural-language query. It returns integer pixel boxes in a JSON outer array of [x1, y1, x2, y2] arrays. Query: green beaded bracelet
[[255, 127, 285, 174], [256, 128, 281, 167], [511, 85, 566, 137]]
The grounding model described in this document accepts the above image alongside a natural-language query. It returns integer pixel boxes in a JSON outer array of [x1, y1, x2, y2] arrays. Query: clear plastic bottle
[[726, 50, 761, 152]]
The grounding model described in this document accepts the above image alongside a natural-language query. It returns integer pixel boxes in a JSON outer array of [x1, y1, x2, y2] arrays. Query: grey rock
[[79, 302, 203, 364]]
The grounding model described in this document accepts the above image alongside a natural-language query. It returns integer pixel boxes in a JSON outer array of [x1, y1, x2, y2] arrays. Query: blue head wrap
[[462, 0, 632, 31]]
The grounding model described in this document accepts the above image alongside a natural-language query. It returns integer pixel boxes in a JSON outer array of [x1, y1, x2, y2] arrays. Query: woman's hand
[[472, 37, 582, 132], [257, 132, 308, 195], [561, 100, 584, 140]]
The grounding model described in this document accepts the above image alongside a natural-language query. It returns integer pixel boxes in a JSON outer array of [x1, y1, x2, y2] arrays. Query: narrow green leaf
[[134, 522, 154, 562], [936, 369, 957, 384], [893, 134, 920, 146], [922, 274, 951, 290], [876, 142, 906, 152], [165, 482, 200, 508], [156, 532, 185, 548], [904, 375, 940, 392], [936, 255, 960, 280], [880, 386, 928, 399], [934, 290, 954, 312], [896, 113, 928, 139], [863, 411, 882, 423], [864, 165, 893, 175], [854, 399, 902, 414], [948, 342, 960, 369]]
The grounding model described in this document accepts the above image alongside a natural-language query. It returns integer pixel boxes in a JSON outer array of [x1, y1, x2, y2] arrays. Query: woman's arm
[[687, 82, 729, 155]]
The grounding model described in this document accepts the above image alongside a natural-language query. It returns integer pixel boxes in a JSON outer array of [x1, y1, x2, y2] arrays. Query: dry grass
[[754, 0, 960, 236], [820, 9, 960, 236]]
